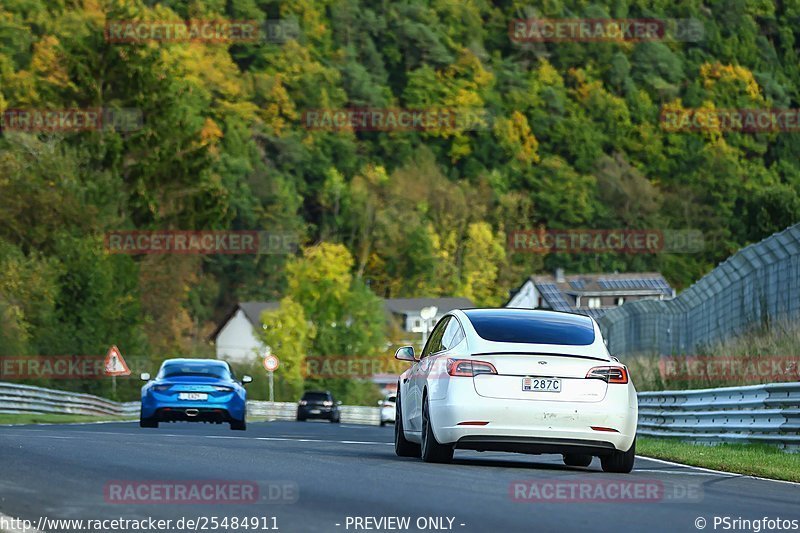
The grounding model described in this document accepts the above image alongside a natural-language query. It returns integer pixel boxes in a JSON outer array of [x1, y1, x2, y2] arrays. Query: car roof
[[461, 307, 594, 325], [303, 390, 331, 395], [161, 358, 229, 367]]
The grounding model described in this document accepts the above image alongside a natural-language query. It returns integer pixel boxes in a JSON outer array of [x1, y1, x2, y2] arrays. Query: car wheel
[[296, 415, 306, 422], [394, 392, 420, 458], [330, 415, 340, 423], [380, 420, 386, 427], [563, 454, 593, 467], [230, 419, 246, 431], [139, 415, 158, 428], [420, 396, 453, 464], [601, 439, 636, 473]]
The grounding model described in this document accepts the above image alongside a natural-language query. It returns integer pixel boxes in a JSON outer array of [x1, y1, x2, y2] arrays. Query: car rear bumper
[[141, 398, 245, 422], [429, 384, 637, 452], [297, 406, 338, 419]]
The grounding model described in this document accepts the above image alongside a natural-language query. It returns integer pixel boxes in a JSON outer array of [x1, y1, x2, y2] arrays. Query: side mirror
[[140, 372, 151, 381], [242, 375, 253, 384], [395, 346, 417, 362]]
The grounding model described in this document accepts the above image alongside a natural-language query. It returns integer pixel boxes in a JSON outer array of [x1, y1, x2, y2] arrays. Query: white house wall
[[506, 280, 539, 309], [215, 309, 265, 363]]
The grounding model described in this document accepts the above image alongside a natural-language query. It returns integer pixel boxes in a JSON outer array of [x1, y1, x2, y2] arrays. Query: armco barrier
[[0, 382, 380, 425], [3, 381, 797, 450], [637, 382, 800, 451]]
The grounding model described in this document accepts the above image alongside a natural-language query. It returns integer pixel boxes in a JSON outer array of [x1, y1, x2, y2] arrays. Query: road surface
[[1, 421, 798, 532]]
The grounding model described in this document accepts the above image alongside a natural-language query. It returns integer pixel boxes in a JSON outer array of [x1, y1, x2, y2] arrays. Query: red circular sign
[[263, 354, 280, 372]]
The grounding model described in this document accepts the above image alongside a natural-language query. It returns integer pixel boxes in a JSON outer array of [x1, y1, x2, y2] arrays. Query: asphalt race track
[[1, 421, 798, 533]]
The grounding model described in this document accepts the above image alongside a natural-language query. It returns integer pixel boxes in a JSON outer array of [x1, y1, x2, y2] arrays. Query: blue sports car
[[140, 358, 252, 430]]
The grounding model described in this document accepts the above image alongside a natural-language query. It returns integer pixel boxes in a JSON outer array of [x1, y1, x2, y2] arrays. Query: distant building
[[506, 269, 675, 319], [383, 297, 475, 342], [209, 301, 279, 363]]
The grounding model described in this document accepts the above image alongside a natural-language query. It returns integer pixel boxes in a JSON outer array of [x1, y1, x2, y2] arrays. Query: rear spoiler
[[471, 352, 611, 363]]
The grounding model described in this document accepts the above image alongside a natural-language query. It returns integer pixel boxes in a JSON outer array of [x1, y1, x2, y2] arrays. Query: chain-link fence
[[598, 224, 800, 356]]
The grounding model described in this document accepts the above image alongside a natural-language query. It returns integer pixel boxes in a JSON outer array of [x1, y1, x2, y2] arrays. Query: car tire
[[380, 420, 386, 427], [394, 392, 421, 458], [330, 415, 340, 423], [230, 419, 246, 431], [139, 415, 158, 428], [421, 396, 453, 464], [601, 439, 636, 473], [296, 415, 306, 422], [563, 454, 593, 467]]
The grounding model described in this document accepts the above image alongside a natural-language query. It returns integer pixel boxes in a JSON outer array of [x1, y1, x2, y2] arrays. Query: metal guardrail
[[248, 401, 380, 425], [638, 382, 800, 451], [0, 383, 381, 425], [4, 381, 797, 450], [0, 382, 139, 417]]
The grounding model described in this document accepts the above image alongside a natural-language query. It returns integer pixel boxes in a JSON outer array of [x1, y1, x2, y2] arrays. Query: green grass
[[637, 436, 800, 482], [0, 413, 134, 425]]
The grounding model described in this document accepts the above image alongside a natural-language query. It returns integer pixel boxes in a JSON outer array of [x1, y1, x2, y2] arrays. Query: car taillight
[[299, 400, 307, 405], [586, 366, 628, 384], [447, 359, 497, 377], [213, 386, 233, 392], [322, 401, 333, 406], [153, 385, 171, 391]]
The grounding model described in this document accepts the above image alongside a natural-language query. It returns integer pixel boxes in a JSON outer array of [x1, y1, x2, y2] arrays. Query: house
[[505, 269, 675, 319], [383, 297, 475, 343], [209, 301, 279, 363]]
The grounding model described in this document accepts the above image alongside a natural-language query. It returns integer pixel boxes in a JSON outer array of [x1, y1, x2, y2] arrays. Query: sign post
[[263, 354, 280, 404]]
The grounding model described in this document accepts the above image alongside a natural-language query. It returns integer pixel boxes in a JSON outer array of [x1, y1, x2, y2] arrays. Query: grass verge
[[637, 436, 800, 482], [0, 413, 134, 425]]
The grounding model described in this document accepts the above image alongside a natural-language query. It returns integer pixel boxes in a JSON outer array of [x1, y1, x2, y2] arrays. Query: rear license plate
[[522, 377, 561, 392], [310, 409, 320, 414], [178, 392, 208, 401]]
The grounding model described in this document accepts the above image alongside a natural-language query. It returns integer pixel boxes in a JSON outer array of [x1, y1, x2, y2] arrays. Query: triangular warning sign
[[104, 345, 131, 376]]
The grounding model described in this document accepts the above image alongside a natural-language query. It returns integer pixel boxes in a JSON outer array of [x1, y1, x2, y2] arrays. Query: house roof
[[208, 301, 280, 341], [383, 297, 475, 316], [508, 272, 674, 319]]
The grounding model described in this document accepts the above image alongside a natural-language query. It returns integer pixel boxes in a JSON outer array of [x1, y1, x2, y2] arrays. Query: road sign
[[264, 354, 280, 372], [104, 345, 131, 376]]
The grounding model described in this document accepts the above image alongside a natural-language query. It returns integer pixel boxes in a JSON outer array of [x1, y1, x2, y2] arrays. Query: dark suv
[[297, 390, 341, 423]]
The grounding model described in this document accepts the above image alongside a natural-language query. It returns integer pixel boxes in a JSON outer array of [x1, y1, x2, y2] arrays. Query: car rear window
[[302, 392, 330, 401], [464, 310, 596, 345], [161, 364, 230, 379]]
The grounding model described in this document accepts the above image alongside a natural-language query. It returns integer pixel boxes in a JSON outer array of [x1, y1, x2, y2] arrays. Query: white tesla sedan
[[394, 308, 637, 472]]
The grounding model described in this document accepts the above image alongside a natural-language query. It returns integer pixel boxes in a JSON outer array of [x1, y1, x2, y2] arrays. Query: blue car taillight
[[213, 386, 233, 392], [153, 385, 171, 391]]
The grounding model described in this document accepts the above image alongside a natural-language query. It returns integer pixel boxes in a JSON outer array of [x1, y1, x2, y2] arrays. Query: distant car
[[379, 394, 396, 426], [297, 390, 341, 423], [394, 309, 638, 473], [140, 358, 252, 430]]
